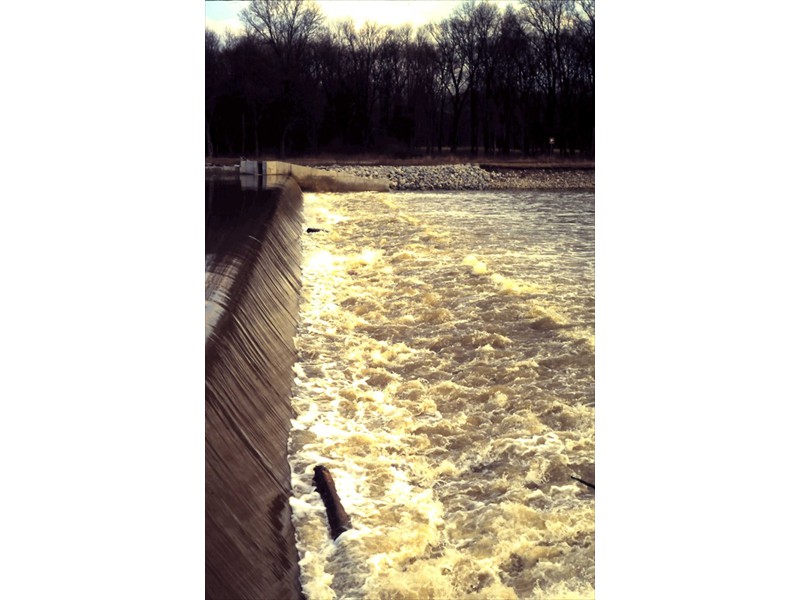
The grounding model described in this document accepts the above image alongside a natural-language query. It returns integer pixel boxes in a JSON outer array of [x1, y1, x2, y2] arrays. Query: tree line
[[205, 0, 594, 159]]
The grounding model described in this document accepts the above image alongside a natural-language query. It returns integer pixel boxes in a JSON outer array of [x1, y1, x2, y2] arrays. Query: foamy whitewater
[[288, 190, 595, 599]]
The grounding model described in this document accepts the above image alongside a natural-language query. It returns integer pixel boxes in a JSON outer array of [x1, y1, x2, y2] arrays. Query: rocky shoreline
[[313, 163, 594, 191], [207, 162, 594, 191]]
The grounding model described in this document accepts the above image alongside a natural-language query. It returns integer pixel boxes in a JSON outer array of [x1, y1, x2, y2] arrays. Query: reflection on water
[[205, 175, 290, 341], [205, 175, 290, 260]]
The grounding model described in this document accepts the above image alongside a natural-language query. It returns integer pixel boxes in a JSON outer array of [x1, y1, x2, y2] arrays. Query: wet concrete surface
[[205, 175, 304, 600]]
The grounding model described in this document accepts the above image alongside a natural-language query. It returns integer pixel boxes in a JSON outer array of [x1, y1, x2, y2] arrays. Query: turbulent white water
[[288, 190, 595, 600]]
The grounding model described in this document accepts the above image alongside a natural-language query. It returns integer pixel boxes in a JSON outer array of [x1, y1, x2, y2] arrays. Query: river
[[288, 189, 595, 599]]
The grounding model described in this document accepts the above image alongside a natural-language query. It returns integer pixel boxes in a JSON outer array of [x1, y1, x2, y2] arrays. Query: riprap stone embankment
[[313, 164, 594, 191]]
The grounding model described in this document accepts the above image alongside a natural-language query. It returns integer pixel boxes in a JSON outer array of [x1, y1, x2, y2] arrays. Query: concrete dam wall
[[206, 166, 383, 599], [240, 160, 391, 192], [206, 175, 304, 599]]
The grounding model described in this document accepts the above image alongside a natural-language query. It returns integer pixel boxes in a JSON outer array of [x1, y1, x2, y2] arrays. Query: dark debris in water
[[570, 475, 595, 490]]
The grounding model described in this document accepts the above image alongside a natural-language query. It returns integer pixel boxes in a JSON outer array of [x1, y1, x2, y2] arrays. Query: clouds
[[205, 16, 245, 38], [316, 0, 451, 28], [204, 1, 246, 37], [205, 1, 522, 34]]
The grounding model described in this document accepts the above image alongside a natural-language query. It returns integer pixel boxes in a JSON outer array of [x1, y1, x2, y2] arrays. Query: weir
[[206, 165, 384, 599], [240, 160, 391, 192]]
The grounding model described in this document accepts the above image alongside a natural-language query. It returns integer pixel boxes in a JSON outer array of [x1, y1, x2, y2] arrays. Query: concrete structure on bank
[[240, 160, 391, 192]]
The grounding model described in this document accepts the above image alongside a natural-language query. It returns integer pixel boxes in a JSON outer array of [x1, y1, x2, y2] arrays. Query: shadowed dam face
[[205, 175, 304, 600]]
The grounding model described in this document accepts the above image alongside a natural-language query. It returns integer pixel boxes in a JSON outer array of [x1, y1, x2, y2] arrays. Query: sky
[[205, 0, 522, 37]]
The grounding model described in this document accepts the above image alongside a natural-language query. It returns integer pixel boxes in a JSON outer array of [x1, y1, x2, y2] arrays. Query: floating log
[[570, 475, 595, 489], [313, 465, 352, 540]]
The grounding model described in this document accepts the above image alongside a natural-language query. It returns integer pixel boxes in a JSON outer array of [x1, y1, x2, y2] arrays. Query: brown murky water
[[289, 190, 595, 599]]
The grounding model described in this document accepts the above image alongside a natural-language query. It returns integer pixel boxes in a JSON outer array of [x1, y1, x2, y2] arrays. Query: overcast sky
[[205, 1, 521, 37]]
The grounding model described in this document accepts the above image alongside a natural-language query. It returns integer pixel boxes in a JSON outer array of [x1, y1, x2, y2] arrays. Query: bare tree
[[330, 19, 386, 147], [238, 0, 326, 156], [374, 25, 412, 147], [575, 0, 594, 87], [240, 0, 324, 63], [408, 24, 440, 154], [492, 8, 524, 154], [469, 1, 500, 154], [205, 29, 223, 157], [204, 0, 593, 158], [521, 0, 575, 60], [521, 0, 577, 153], [434, 15, 471, 153]]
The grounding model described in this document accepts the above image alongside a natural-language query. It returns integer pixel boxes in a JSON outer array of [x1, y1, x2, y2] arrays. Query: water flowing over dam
[[205, 165, 391, 599], [205, 171, 594, 599], [205, 175, 305, 599]]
